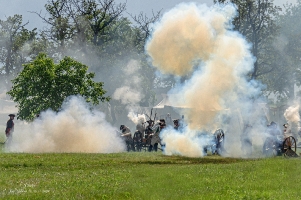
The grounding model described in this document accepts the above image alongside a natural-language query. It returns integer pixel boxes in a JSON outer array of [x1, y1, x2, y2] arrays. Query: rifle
[[153, 110, 157, 123], [150, 108, 153, 121]]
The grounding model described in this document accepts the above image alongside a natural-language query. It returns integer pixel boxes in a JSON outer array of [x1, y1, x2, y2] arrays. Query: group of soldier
[[3, 112, 181, 150], [119, 117, 182, 152], [6, 112, 296, 156]]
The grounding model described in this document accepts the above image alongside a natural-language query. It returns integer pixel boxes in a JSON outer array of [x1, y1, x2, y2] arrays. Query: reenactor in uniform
[[173, 119, 179, 130], [5, 114, 15, 138], [133, 123, 145, 151], [149, 119, 166, 152], [144, 120, 154, 143], [120, 125, 134, 151], [283, 123, 291, 138], [283, 123, 299, 145]]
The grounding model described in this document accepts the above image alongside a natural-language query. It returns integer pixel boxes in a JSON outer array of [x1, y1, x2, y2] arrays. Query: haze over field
[[6, 96, 126, 153], [1, 0, 301, 157], [146, 2, 268, 157]]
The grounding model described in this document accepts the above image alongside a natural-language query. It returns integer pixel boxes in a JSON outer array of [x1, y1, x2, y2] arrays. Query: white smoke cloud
[[113, 86, 142, 105], [284, 104, 300, 124], [146, 3, 267, 158], [161, 126, 214, 157], [127, 111, 146, 125], [112, 59, 144, 108], [284, 104, 300, 135], [5, 96, 126, 153]]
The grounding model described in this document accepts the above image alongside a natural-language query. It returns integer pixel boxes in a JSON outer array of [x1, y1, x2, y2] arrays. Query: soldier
[[5, 114, 15, 138], [283, 123, 299, 143], [283, 123, 291, 137], [149, 119, 166, 152], [136, 122, 145, 139], [173, 119, 179, 130], [120, 125, 134, 152], [214, 129, 225, 155], [144, 120, 153, 137], [133, 122, 145, 151]]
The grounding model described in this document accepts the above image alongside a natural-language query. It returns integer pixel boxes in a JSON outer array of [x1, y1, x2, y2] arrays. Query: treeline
[[1, 0, 301, 113], [0, 0, 159, 91], [0, 0, 161, 123]]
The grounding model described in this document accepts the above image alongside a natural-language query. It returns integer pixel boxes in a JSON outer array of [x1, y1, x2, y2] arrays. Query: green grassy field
[[0, 151, 300, 199]]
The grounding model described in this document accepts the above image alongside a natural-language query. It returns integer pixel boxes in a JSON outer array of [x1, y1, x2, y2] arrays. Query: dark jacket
[[5, 119, 14, 136]]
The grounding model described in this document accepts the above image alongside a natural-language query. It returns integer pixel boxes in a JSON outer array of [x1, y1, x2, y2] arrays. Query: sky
[[0, 0, 298, 30]]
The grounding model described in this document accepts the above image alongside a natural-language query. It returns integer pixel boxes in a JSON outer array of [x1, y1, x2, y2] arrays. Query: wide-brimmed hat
[[8, 114, 15, 117]]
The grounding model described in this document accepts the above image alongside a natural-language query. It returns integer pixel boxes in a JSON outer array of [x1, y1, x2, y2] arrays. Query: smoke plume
[[284, 104, 300, 124], [6, 96, 126, 153], [127, 111, 146, 125], [112, 59, 144, 108], [284, 104, 300, 134], [146, 3, 266, 157], [161, 127, 214, 157]]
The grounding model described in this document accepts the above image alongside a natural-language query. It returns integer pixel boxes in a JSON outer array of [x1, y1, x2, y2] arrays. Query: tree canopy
[[0, 15, 37, 89], [7, 53, 109, 121], [214, 0, 281, 80], [2, 0, 301, 122]]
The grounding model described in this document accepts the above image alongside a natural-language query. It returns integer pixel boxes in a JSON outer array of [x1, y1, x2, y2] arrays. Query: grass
[[0, 124, 5, 135], [0, 152, 300, 199]]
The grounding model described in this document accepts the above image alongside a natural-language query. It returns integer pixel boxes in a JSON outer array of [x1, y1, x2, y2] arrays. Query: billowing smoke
[[127, 111, 146, 125], [113, 86, 141, 105], [112, 59, 147, 131], [284, 104, 300, 135], [284, 104, 300, 124], [161, 126, 214, 157], [146, 3, 266, 157], [5, 96, 125, 153], [112, 59, 144, 108]]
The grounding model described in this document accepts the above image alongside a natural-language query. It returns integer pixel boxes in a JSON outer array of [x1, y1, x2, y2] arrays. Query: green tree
[[33, 0, 159, 124], [0, 15, 37, 89], [261, 0, 301, 101], [279, 0, 301, 99], [62, 1, 157, 116], [33, 0, 126, 55], [72, 0, 126, 46], [214, 0, 281, 80], [33, 0, 73, 55], [7, 53, 109, 121], [130, 11, 161, 53]]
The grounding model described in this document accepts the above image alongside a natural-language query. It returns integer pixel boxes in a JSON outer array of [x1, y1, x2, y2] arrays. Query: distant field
[[0, 152, 300, 199]]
